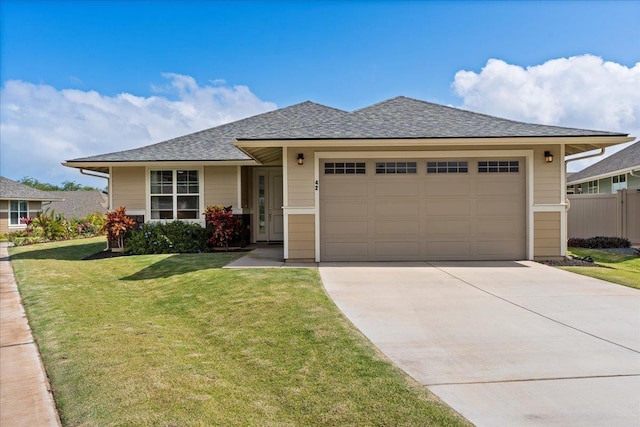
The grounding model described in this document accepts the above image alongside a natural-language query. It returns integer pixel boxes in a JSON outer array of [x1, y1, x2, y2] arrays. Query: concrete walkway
[[320, 260, 640, 427], [0, 244, 61, 427], [224, 246, 316, 269]]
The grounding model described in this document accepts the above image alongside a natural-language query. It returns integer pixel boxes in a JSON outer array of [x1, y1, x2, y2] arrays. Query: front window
[[587, 180, 599, 194], [150, 170, 200, 220], [9, 200, 28, 226], [612, 174, 627, 192]]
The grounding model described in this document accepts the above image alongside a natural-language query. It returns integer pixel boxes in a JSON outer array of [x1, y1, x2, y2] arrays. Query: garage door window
[[375, 162, 417, 174], [426, 161, 468, 174], [478, 160, 519, 173], [324, 162, 366, 174]]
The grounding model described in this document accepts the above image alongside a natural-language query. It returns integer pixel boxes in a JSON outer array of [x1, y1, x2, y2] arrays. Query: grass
[[9, 238, 468, 426], [561, 248, 640, 289]]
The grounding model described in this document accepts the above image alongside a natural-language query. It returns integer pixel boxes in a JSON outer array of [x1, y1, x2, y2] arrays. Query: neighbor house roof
[[240, 96, 626, 140], [45, 191, 108, 219], [67, 101, 347, 163], [65, 96, 631, 171], [567, 141, 640, 185], [0, 177, 63, 201]]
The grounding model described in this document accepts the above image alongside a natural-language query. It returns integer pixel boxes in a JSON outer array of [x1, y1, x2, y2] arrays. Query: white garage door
[[320, 158, 526, 261]]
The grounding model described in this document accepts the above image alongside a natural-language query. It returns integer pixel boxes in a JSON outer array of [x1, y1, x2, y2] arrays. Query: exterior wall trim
[[560, 144, 567, 256], [235, 166, 243, 214], [313, 149, 535, 262], [283, 147, 289, 259]]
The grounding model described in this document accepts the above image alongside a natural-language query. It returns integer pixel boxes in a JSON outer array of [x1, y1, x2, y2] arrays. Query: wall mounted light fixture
[[297, 153, 304, 165], [544, 151, 553, 163]]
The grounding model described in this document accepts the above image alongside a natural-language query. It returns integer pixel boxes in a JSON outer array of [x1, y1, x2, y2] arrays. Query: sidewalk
[[0, 243, 61, 427]]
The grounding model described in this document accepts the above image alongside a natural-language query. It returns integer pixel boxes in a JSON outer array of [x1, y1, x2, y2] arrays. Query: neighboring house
[[64, 96, 633, 261], [0, 176, 63, 234], [45, 190, 108, 219], [567, 141, 640, 194]]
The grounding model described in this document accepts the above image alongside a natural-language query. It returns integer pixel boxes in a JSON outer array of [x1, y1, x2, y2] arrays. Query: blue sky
[[1, 1, 639, 186]]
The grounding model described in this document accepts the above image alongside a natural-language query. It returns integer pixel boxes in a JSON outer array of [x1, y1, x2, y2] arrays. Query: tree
[[19, 176, 103, 192]]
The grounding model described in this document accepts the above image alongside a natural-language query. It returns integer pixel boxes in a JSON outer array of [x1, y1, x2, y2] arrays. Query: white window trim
[[611, 174, 627, 192], [8, 200, 29, 229], [145, 167, 205, 224]]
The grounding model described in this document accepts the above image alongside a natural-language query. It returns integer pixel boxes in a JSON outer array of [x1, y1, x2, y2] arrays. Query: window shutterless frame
[[149, 169, 200, 220]]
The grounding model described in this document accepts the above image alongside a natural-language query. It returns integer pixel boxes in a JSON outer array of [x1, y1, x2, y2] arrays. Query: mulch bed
[[537, 258, 603, 267], [82, 247, 251, 260]]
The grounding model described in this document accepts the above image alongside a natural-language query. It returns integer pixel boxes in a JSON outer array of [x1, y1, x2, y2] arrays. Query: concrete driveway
[[320, 261, 640, 426]]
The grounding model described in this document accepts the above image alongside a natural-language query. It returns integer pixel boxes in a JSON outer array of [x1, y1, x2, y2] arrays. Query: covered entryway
[[320, 157, 526, 261]]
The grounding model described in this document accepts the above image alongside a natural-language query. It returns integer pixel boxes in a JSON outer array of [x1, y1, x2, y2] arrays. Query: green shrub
[[126, 221, 209, 254], [6, 229, 44, 246], [568, 236, 631, 249]]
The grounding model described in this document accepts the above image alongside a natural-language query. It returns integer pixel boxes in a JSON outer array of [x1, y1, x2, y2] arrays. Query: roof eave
[[235, 135, 633, 150], [63, 159, 260, 173], [567, 165, 640, 185]]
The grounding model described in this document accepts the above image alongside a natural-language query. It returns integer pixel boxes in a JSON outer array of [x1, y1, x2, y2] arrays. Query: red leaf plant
[[203, 205, 240, 249], [101, 206, 136, 250]]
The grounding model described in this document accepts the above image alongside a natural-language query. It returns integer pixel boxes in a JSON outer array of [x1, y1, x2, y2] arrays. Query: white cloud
[[453, 55, 640, 171], [0, 74, 276, 186]]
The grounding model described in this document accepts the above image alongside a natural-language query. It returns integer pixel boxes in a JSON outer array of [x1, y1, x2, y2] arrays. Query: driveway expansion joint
[[424, 373, 640, 387]]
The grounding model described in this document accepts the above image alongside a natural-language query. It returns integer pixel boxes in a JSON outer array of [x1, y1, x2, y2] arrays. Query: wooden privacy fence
[[567, 189, 640, 245]]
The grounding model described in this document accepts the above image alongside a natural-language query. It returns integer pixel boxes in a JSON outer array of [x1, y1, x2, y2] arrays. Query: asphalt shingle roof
[[241, 97, 627, 140], [68, 102, 348, 162], [0, 177, 63, 201], [67, 96, 628, 164], [45, 191, 108, 219], [567, 141, 640, 184]]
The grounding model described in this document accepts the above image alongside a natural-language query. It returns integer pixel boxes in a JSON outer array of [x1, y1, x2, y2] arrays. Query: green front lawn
[[9, 238, 467, 426], [561, 248, 640, 289]]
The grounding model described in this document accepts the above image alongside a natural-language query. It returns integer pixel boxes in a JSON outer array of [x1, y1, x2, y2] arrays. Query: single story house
[[64, 96, 633, 261], [567, 141, 640, 194], [45, 190, 109, 219], [0, 176, 63, 234]]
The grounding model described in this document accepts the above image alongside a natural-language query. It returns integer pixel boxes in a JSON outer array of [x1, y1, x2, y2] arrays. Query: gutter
[[80, 169, 109, 181]]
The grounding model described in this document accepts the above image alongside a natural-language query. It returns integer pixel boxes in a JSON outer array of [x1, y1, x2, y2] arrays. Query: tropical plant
[[31, 210, 69, 241], [203, 205, 240, 249], [101, 207, 136, 250]]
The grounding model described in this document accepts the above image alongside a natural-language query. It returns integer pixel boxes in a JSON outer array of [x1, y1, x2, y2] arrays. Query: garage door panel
[[322, 180, 369, 197], [375, 241, 421, 258], [477, 218, 524, 236], [375, 181, 420, 197], [323, 242, 368, 259], [375, 220, 420, 236], [324, 200, 368, 217], [476, 180, 524, 196], [375, 199, 420, 216], [425, 220, 472, 237], [423, 180, 472, 197], [426, 199, 472, 216], [323, 220, 368, 238], [477, 240, 524, 257], [426, 240, 471, 258], [476, 199, 525, 216]]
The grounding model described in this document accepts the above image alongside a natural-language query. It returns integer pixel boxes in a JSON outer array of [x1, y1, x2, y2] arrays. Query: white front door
[[255, 169, 284, 241]]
